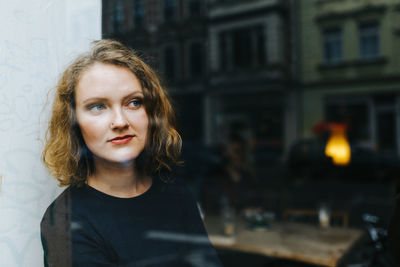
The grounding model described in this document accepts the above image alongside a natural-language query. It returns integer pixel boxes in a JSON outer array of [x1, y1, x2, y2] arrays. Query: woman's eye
[[88, 104, 105, 112], [128, 99, 142, 108]]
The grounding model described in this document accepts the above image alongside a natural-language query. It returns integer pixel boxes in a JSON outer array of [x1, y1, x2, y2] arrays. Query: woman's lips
[[109, 136, 133, 145]]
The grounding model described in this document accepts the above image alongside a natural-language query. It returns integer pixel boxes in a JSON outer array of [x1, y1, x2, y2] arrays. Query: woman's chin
[[93, 154, 140, 167]]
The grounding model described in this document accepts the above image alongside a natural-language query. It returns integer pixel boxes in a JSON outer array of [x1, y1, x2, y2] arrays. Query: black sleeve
[[41, 192, 116, 267], [41, 194, 72, 267]]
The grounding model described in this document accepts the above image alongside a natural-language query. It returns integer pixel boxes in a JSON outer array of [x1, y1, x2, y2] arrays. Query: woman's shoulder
[[41, 185, 89, 226], [41, 188, 70, 223]]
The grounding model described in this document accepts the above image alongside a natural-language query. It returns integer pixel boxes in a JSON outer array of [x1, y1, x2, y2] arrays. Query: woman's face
[[75, 62, 149, 165]]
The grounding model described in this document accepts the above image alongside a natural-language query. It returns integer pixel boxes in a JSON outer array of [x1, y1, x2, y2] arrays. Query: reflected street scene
[[102, 0, 400, 266]]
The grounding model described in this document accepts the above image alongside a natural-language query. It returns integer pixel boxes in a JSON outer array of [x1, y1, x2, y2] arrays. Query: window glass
[[113, 2, 124, 32], [218, 31, 229, 71], [376, 111, 396, 153], [133, 0, 145, 27], [232, 28, 253, 68], [359, 22, 380, 60], [164, 46, 176, 79], [325, 102, 369, 142], [256, 26, 266, 66], [218, 25, 266, 71], [189, 43, 204, 76], [189, 0, 201, 16], [323, 27, 342, 64], [164, 0, 176, 22]]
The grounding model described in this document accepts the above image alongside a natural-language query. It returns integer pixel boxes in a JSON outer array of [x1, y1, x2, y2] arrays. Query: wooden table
[[204, 216, 364, 267]]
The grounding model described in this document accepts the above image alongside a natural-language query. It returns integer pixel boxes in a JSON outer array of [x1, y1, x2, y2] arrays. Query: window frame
[[187, 0, 202, 17], [113, 1, 125, 33], [133, 0, 145, 28], [163, 0, 178, 23], [161, 44, 180, 81], [358, 21, 380, 60], [187, 41, 205, 78], [217, 24, 266, 72], [322, 27, 343, 65]]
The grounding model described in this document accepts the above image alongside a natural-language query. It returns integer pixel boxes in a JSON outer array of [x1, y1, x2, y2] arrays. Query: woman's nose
[[110, 108, 129, 129]]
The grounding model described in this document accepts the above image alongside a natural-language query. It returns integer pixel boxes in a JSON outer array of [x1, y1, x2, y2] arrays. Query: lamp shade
[[325, 129, 351, 166]]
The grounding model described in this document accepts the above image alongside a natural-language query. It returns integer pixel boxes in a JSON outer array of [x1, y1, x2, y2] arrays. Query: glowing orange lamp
[[325, 124, 351, 166]]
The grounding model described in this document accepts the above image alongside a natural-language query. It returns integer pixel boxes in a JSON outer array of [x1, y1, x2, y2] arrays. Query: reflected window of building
[[376, 109, 396, 153], [188, 0, 201, 16], [325, 95, 398, 154], [218, 25, 266, 71], [323, 27, 343, 64], [374, 94, 397, 154], [164, 0, 176, 22], [255, 26, 266, 66], [253, 109, 284, 154], [163, 46, 177, 80], [218, 31, 229, 71], [232, 28, 252, 69], [359, 22, 380, 60], [113, 2, 124, 32], [325, 101, 370, 143], [133, 0, 145, 27], [189, 42, 204, 76]]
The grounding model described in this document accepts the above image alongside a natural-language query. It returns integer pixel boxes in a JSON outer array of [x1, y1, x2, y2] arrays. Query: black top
[[40, 177, 222, 267]]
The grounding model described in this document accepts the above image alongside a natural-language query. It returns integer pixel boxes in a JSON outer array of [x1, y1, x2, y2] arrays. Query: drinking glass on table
[[318, 203, 331, 229], [220, 196, 236, 236]]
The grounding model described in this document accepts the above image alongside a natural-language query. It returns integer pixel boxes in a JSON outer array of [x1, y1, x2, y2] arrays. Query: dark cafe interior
[[45, 0, 400, 266]]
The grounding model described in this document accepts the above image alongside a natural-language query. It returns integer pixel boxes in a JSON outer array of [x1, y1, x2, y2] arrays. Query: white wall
[[0, 1, 101, 266]]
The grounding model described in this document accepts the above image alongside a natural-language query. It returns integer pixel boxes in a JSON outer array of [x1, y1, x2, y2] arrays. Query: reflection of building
[[102, 0, 208, 143], [206, 0, 296, 165], [299, 0, 400, 156], [102, 0, 298, 167]]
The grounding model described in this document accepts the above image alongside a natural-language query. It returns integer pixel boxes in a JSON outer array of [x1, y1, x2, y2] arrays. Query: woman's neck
[[86, 157, 152, 198]]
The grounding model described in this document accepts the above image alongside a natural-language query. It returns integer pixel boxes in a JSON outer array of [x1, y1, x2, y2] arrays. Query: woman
[[41, 39, 221, 267]]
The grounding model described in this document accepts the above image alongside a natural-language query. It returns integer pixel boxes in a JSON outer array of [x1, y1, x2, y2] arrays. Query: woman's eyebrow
[[82, 97, 107, 104], [81, 91, 144, 104], [122, 91, 144, 101]]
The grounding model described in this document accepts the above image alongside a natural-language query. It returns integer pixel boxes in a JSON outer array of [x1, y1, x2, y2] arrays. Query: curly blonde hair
[[43, 39, 182, 186]]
